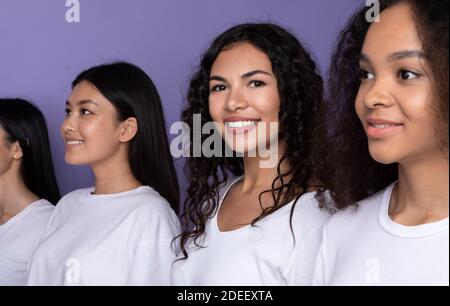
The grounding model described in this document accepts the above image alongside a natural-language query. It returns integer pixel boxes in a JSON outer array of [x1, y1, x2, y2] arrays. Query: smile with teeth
[[225, 121, 258, 128], [66, 140, 84, 145], [369, 123, 402, 129], [366, 121, 403, 139]]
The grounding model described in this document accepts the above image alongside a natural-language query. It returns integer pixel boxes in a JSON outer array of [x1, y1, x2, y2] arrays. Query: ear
[[11, 141, 24, 160], [119, 117, 138, 143]]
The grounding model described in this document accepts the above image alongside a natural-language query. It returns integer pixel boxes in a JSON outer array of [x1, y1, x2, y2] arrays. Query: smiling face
[[61, 81, 127, 166], [355, 3, 439, 165], [208, 42, 281, 155]]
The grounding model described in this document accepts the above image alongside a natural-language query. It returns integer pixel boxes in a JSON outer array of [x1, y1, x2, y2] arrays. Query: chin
[[225, 139, 259, 157], [368, 148, 399, 165], [65, 154, 87, 165]]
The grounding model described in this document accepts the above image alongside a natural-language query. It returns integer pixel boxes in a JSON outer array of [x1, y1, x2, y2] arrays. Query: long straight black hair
[[0, 98, 61, 204], [72, 62, 180, 212]]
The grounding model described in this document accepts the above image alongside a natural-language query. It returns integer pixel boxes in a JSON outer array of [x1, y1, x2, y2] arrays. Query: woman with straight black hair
[[0, 98, 60, 285], [27, 62, 180, 285]]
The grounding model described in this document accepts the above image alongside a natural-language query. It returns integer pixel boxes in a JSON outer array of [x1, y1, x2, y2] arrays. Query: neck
[[90, 147, 142, 195], [391, 150, 449, 224], [240, 141, 290, 193], [0, 168, 39, 223]]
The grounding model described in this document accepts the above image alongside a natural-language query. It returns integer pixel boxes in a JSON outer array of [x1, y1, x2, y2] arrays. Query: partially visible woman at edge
[[27, 62, 180, 285], [0, 99, 60, 285], [313, 0, 449, 285], [173, 23, 331, 286]]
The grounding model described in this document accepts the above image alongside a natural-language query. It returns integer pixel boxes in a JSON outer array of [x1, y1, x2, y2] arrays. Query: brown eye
[[249, 80, 266, 88], [211, 85, 227, 92], [398, 69, 419, 81], [359, 68, 374, 81], [80, 109, 93, 115]]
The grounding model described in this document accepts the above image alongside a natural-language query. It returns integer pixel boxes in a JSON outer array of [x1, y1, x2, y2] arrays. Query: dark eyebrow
[[241, 69, 272, 79], [387, 50, 426, 62], [65, 99, 98, 107], [359, 50, 426, 64], [209, 69, 273, 83], [209, 75, 227, 83]]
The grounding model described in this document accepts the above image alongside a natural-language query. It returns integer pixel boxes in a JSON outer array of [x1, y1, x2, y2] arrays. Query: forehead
[[362, 3, 422, 57], [210, 42, 273, 75], [67, 81, 105, 106]]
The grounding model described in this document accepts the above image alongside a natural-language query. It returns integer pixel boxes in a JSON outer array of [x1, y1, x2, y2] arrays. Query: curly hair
[[176, 23, 326, 259], [317, 0, 449, 209]]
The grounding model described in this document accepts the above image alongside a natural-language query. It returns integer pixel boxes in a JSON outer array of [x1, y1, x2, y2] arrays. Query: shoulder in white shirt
[[0, 199, 54, 286], [313, 182, 449, 286], [173, 177, 331, 286], [27, 186, 180, 286]]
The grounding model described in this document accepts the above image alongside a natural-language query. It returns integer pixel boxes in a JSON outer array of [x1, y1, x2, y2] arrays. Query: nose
[[226, 87, 248, 112], [61, 113, 76, 135], [363, 78, 395, 109]]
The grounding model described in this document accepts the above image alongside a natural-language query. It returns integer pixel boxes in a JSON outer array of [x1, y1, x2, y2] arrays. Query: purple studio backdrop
[[0, 0, 361, 203]]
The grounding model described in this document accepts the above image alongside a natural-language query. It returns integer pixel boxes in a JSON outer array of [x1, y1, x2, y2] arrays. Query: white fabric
[[313, 182, 449, 286], [27, 186, 180, 286], [0, 199, 54, 286], [173, 177, 331, 286]]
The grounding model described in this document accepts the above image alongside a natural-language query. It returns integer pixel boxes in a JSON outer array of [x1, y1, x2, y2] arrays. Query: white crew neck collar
[[378, 182, 449, 238], [0, 199, 47, 232], [87, 185, 150, 198]]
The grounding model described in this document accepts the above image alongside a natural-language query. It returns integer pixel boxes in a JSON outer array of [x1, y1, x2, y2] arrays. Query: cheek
[[355, 89, 367, 123], [405, 107, 437, 147], [0, 147, 12, 174], [83, 118, 120, 150], [395, 78, 433, 119], [399, 90, 436, 136], [208, 96, 223, 123], [253, 89, 280, 122], [398, 94, 431, 120]]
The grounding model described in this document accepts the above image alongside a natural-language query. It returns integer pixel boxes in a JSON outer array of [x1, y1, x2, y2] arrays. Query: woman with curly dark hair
[[313, 0, 449, 285], [173, 23, 330, 285]]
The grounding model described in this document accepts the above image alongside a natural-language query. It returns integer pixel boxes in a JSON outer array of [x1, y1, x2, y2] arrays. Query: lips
[[366, 117, 403, 139]]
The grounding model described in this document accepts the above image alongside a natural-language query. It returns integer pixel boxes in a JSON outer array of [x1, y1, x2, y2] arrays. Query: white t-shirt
[[27, 186, 180, 286], [313, 182, 449, 286], [173, 177, 331, 286], [0, 199, 54, 286]]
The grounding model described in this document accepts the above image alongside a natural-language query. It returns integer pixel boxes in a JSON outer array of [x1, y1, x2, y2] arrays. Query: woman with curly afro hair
[[173, 23, 331, 285], [313, 0, 449, 285]]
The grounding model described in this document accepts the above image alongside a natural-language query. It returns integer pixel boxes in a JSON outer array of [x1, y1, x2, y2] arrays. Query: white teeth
[[372, 124, 398, 129], [67, 140, 84, 145], [225, 121, 257, 128]]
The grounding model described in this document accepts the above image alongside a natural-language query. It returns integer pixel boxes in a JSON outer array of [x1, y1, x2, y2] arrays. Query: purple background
[[0, 0, 360, 200]]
